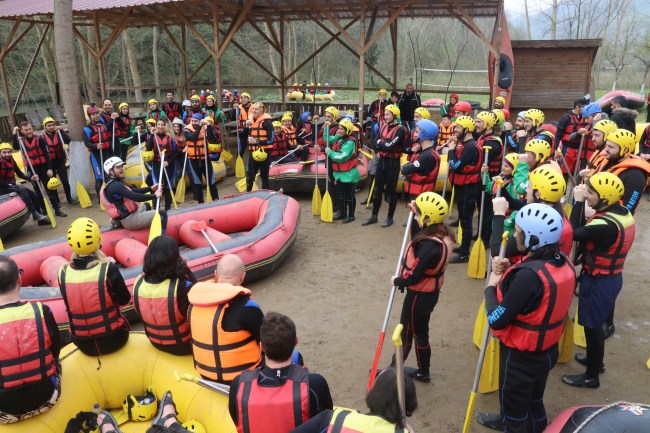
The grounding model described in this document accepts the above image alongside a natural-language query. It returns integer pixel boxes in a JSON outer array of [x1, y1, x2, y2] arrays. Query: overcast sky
[[504, 0, 544, 15]]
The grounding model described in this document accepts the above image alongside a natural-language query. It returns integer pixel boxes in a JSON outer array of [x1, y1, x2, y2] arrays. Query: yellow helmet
[[206, 94, 216, 101], [492, 109, 505, 125], [122, 388, 157, 422], [252, 147, 268, 162], [148, 99, 158, 106], [592, 119, 618, 139], [338, 118, 354, 135], [141, 150, 155, 162], [0, 142, 13, 151], [454, 116, 475, 132], [588, 172, 624, 206], [240, 92, 251, 99], [529, 166, 566, 203], [525, 139, 552, 162], [606, 128, 637, 156], [145, 118, 157, 126], [272, 121, 282, 128], [494, 96, 506, 106], [203, 116, 214, 124], [415, 192, 448, 226], [42, 117, 56, 127], [67, 217, 102, 255], [384, 104, 400, 119], [118, 102, 129, 111], [414, 107, 431, 120], [524, 109, 545, 127], [190, 95, 201, 101], [181, 420, 207, 433], [208, 143, 222, 153], [325, 106, 339, 119], [47, 177, 61, 190], [281, 114, 293, 122], [505, 153, 519, 172], [476, 111, 496, 129], [378, 88, 388, 95]]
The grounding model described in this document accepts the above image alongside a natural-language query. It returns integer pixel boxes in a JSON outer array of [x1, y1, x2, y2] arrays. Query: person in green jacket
[[481, 152, 528, 237], [325, 118, 360, 224]]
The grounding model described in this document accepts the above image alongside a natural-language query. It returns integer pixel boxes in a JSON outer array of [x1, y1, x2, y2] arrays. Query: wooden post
[[358, 1, 366, 120], [213, 4, 222, 110], [0, 61, 14, 129], [93, 15, 107, 100], [182, 25, 189, 95], [391, 20, 398, 90], [280, 18, 286, 111]]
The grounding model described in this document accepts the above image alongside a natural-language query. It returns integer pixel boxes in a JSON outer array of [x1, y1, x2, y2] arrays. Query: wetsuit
[[0, 157, 46, 217], [40, 130, 74, 204], [371, 123, 405, 222], [102, 177, 165, 230], [449, 138, 482, 255]]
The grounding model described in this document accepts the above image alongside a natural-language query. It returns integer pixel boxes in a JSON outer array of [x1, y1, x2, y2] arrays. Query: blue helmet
[[515, 203, 563, 251], [301, 111, 311, 122], [582, 102, 602, 117], [345, 112, 356, 122], [191, 113, 203, 120], [416, 119, 439, 141]]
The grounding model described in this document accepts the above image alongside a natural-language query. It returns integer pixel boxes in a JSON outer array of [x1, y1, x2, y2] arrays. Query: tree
[[634, 28, 650, 94], [601, 2, 637, 90]]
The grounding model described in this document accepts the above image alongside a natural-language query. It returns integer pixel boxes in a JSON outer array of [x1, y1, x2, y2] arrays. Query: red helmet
[[86, 106, 99, 115], [501, 109, 510, 121], [453, 101, 471, 113]]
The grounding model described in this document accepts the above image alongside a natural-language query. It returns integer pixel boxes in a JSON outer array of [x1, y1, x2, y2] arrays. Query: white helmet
[[104, 156, 125, 174], [182, 99, 191, 107]]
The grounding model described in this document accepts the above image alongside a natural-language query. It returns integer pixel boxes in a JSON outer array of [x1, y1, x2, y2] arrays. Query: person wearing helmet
[[112, 103, 135, 160], [297, 111, 313, 141], [181, 98, 192, 119], [0, 256, 62, 423], [522, 109, 554, 151], [202, 94, 225, 124], [146, 99, 166, 122], [402, 120, 441, 202], [163, 90, 181, 121], [0, 142, 50, 225], [579, 119, 618, 180], [397, 83, 421, 130], [146, 118, 179, 210], [453, 101, 472, 119], [600, 128, 650, 214], [564, 102, 605, 172], [242, 102, 273, 191], [363, 104, 406, 227], [270, 120, 290, 162], [172, 117, 187, 180], [478, 203, 575, 433], [83, 105, 114, 200], [492, 96, 506, 110], [324, 118, 359, 223], [562, 172, 635, 389], [59, 218, 131, 356], [436, 114, 455, 150], [183, 95, 204, 124], [608, 95, 637, 133], [183, 114, 220, 203], [389, 192, 455, 382], [235, 92, 254, 159], [523, 138, 560, 173], [230, 312, 333, 433], [280, 114, 306, 161], [448, 116, 482, 262], [639, 124, 650, 200], [320, 106, 341, 210], [368, 89, 389, 141], [441, 93, 458, 119], [404, 107, 431, 153], [554, 99, 588, 175], [40, 117, 78, 205], [502, 111, 527, 153]]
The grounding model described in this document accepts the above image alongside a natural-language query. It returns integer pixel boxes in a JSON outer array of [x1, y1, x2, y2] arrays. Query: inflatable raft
[[4, 333, 235, 433], [597, 90, 646, 111], [546, 402, 650, 433], [287, 90, 336, 101], [12, 190, 300, 340], [0, 193, 30, 238]]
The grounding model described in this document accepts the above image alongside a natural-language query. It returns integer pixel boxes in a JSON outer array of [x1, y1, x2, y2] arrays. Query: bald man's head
[[215, 254, 246, 285]]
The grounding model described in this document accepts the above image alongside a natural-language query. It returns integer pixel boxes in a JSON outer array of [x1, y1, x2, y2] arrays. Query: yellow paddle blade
[[148, 212, 162, 245], [457, 223, 463, 245], [0, 237, 4, 251], [468, 239, 486, 279], [236, 177, 248, 192], [312, 185, 322, 215], [461, 391, 478, 433], [473, 300, 487, 349], [42, 195, 57, 229], [564, 203, 573, 219], [359, 149, 373, 159], [99, 182, 106, 211], [205, 185, 212, 202], [235, 155, 245, 178], [251, 181, 258, 191], [573, 305, 586, 348], [220, 149, 233, 162], [320, 191, 333, 222], [647, 355, 650, 369], [557, 314, 574, 363], [365, 179, 375, 209], [76, 181, 92, 208], [175, 178, 186, 203], [478, 337, 499, 393]]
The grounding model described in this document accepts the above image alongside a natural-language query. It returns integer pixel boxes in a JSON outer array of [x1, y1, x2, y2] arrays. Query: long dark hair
[[366, 367, 418, 425], [143, 235, 188, 282], [411, 222, 456, 250]]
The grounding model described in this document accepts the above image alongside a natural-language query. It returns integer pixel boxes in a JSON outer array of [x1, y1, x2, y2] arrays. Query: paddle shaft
[[572, 134, 585, 184], [179, 151, 188, 182], [202, 125, 212, 200], [153, 133, 177, 207], [273, 145, 302, 165], [155, 150, 166, 212], [314, 122, 319, 184], [112, 121, 116, 154], [324, 125, 329, 193], [236, 108, 240, 156], [177, 373, 230, 396], [476, 147, 491, 239], [18, 136, 54, 202], [200, 228, 219, 253], [368, 211, 415, 391], [137, 132, 146, 182]]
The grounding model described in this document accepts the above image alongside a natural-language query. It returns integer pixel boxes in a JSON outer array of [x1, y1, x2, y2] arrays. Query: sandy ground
[[5, 171, 650, 432]]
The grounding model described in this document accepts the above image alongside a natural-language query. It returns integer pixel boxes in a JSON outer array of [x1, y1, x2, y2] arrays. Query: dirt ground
[[5, 172, 650, 432]]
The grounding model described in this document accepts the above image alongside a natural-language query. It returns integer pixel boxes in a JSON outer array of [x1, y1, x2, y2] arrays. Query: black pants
[[147, 162, 176, 210], [454, 183, 481, 253], [32, 164, 61, 210], [50, 157, 73, 203], [478, 191, 493, 247], [187, 158, 218, 203], [584, 325, 605, 379], [246, 156, 270, 191], [371, 157, 400, 218], [499, 343, 558, 433], [72, 328, 129, 357], [335, 181, 356, 218], [400, 289, 439, 376], [2, 185, 42, 216]]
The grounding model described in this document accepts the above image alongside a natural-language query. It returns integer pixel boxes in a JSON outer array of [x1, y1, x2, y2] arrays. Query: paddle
[[18, 137, 56, 228], [153, 134, 178, 209], [391, 323, 413, 432], [365, 178, 375, 209], [175, 151, 188, 203], [320, 125, 333, 223], [58, 131, 92, 208], [174, 370, 230, 397], [573, 134, 585, 184], [235, 108, 245, 178], [190, 220, 219, 253], [468, 146, 491, 279], [202, 125, 213, 202], [148, 150, 165, 245], [461, 231, 508, 433], [236, 173, 259, 192], [573, 305, 586, 347], [111, 121, 116, 154], [311, 122, 322, 215], [557, 314, 574, 363], [137, 131, 148, 188], [270, 146, 302, 166], [0, 238, 4, 251], [368, 211, 414, 391]]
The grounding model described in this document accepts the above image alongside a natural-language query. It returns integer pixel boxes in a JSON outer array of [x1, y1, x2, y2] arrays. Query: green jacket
[[326, 134, 360, 183], [484, 162, 529, 196]]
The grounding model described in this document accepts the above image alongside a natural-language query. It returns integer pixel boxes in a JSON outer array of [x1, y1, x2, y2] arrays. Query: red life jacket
[[270, 132, 290, 158], [235, 364, 310, 433], [493, 257, 576, 352], [0, 302, 57, 390], [42, 131, 65, 161], [163, 102, 181, 121], [583, 209, 635, 276], [114, 115, 132, 139], [20, 135, 47, 166], [560, 113, 585, 146], [99, 180, 140, 219], [378, 123, 405, 158], [559, 213, 573, 256], [400, 235, 453, 292], [331, 137, 358, 172], [58, 262, 126, 339], [133, 276, 191, 346], [0, 158, 17, 183], [185, 108, 204, 125], [146, 110, 164, 122], [100, 112, 112, 125], [152, 134, 174, 162], [643, 124, 650, 149], [87, 123, 111, 149], [404, 148, 441, 195], [451, 140, 483, 186], [477, 133, 504, 175]]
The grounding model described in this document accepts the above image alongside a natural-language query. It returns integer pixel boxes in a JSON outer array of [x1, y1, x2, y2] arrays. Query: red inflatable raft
[[597, 90, 646, 111], [546, 402, 650, 433], [0, 193, 30, 239], [12, 190, 300, 341]]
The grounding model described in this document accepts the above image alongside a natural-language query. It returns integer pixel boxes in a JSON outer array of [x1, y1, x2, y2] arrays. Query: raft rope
[[573, 401, 650, 432]]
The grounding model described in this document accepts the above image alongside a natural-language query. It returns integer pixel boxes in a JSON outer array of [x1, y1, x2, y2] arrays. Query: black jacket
[[397, 91, 421, 122], [609, 107, 637, 134]]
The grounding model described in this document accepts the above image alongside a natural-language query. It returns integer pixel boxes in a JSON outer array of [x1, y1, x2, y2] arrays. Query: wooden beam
[[247, 19, 281, 53], [186, 54, 211, 84], [171, 4, 219, 59], [0, 22, 35, 61], [0, 61, 15, 128], [307, 1, 362, 52], [73, 26, 99, 58], [280, 17, 286, 110], [159, 23, 184, 55], [181, 25, 189, 94], [0, 20, 22, 62], [359, 0, 366, 119], [365, 5, 378, 43], [216, 0, 255, 59], [450, 0, 498, 57], [217, 29, 281, 83], [490, 1, 503, 103], [263, 16, 281, 50], [96, 7, 133, 58], [94, 13, 107, 100], [391, 20, 398, 89], [363, 0, 412, 52], [12, 24, 50, 116], [213, 3, 223, 110]]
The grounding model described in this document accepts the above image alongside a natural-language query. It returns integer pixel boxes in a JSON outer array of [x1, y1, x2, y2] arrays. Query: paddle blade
[[365, 179, 374, 209], [468, 239, 486, 279], [235, 155, 245, 178], [478, 337, 499, 393], [557, 314, 574, 363], [99, 182, 106, 210], [320, 191, 333, 222], [647, 356, 650, 370], [251, 181, 258, 191], [235, 177, 248, 192], [473, 300, 487, 350], [573, 306, 586, 348], [564, 203, 573, 219], [175, 178, 186, 203], [76, 182, 92, 208], [312, 185, 322, 215], [0, 237, 4, 251], [457, 223, 463, 245], [42, 195, 57, 229], [205, 185, 212, 202], [220, 149, 233, 162], [148, 212, 162, 245]]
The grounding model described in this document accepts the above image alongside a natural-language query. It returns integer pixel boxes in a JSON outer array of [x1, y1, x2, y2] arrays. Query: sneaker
[[360, 198, 368, 205], [453, 246, 464, 254], [603, 323, 615, 339], [381, 218, 394, 228], [450, 254, 469, 264], [36, 214, 51, 226], [342, 216, 355, 224], [362, 215, 378, 226], [55, 209, 68, 217], [574, 353, 605, 373], [476, 412, 503, 430], [406, 369, 431, 383], [68, 198, 80, 205], [333, 212, 346, 221], [561, 373, 600, 388]]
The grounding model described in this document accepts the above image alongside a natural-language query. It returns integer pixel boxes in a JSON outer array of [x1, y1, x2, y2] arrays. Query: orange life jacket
[[583, 209, 635, 276], [404, 148, 441, 195], [400, 235, 452, 292], [248, 114, 273, 151], [238, 104, 253, 129], [99, 180, 140, 219], [585, 149, 607, 175], [437, 124, 454, 147], [283, 125, 298, 146], [605, 155, 650, 178], [184, 125, 207, 160]]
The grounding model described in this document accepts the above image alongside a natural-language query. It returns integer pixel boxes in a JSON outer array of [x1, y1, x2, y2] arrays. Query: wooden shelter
[[0, 0, 505, 129], [510, 39, 601, 120]]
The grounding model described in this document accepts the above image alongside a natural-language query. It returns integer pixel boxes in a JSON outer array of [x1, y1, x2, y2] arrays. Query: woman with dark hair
[[290, 367, 417, 433], [392, 192, 455, 383], [133, 235, 197, 355]]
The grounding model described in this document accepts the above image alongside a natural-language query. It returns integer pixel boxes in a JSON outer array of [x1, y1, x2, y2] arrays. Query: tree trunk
[[153, 26, 160, 101], [85, 26, 98, 101], [292, 22, 298, 83], [121, 37, 129, 99], [264, 24, 281, 91], [551, 0, 558, 39], [54, 0, 90, 197], [524, 0, 532, 39], [123, 30, 143, 102]]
